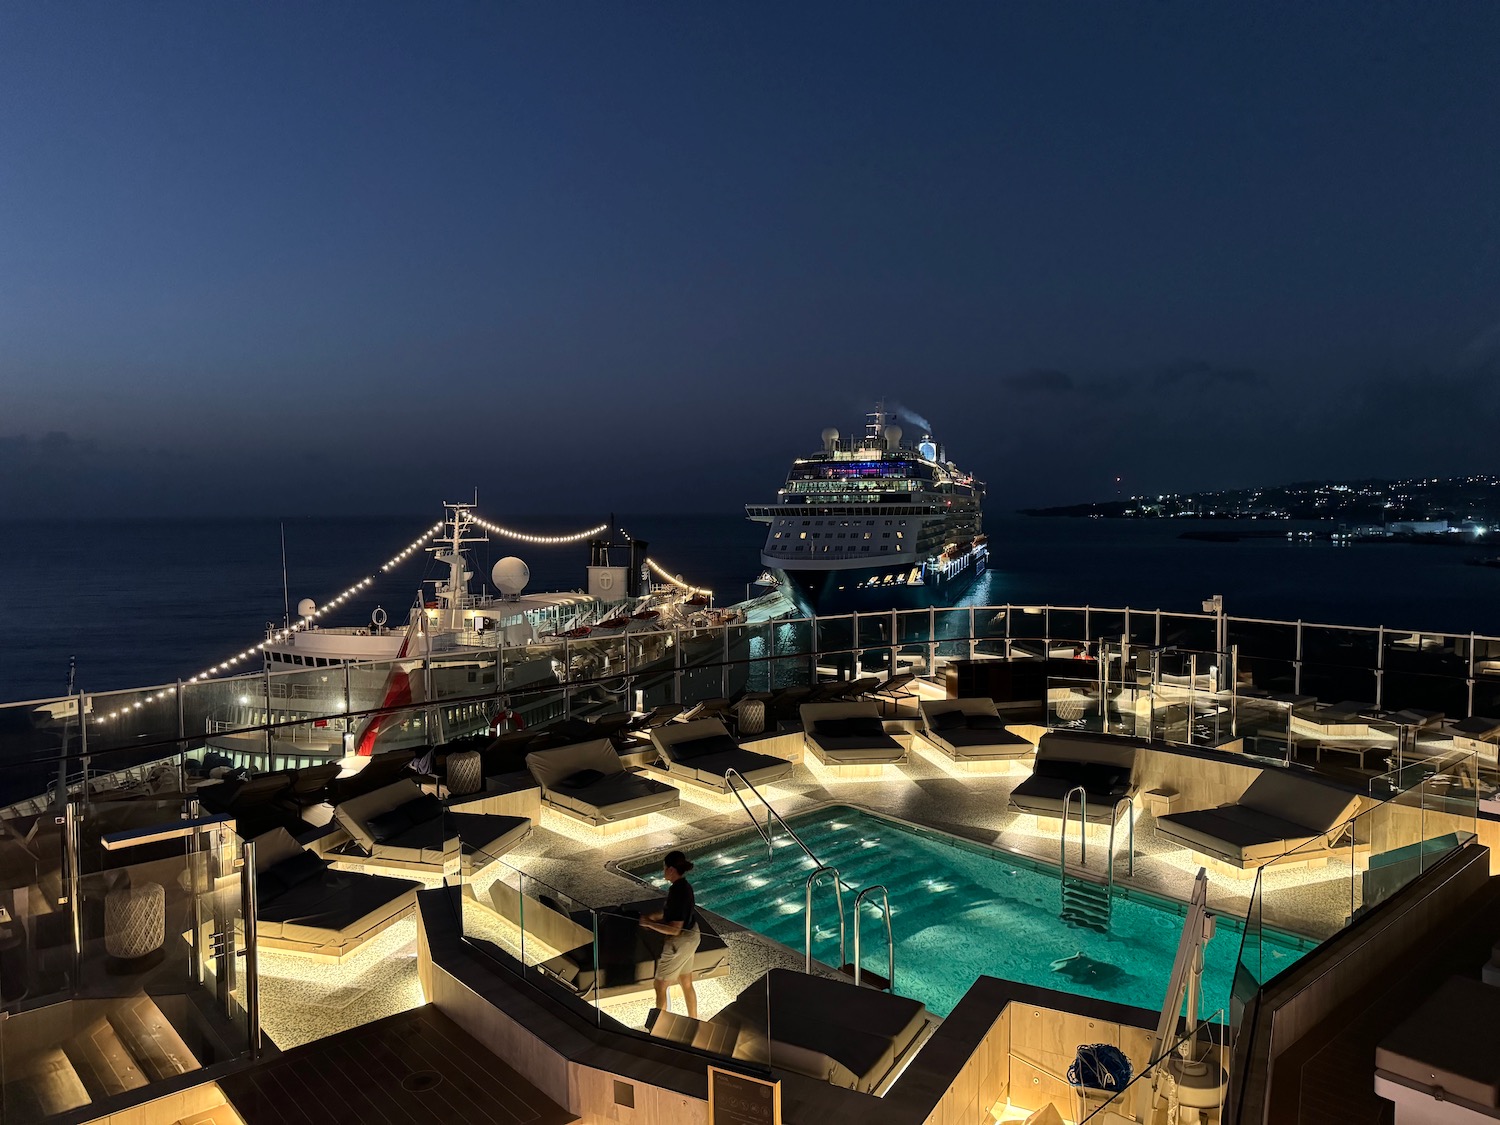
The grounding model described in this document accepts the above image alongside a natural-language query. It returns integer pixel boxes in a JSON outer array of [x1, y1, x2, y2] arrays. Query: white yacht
[[747, 404, 987, 614]]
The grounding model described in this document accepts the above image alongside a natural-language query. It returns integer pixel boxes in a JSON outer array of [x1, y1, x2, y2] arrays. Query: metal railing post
[[242, 837, 260, 1059], [805, 866, 846, 973]]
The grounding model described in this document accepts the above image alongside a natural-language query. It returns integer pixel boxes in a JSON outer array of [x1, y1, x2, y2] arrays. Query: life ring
[[489, 706, 526, 735]]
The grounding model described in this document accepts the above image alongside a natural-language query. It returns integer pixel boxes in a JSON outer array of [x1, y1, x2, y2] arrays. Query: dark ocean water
[[3, 513, 1499, 704]]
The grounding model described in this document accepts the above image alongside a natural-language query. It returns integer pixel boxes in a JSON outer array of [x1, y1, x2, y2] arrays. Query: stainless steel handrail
[[1107, 796, 1135, 900], [805, 865, 846, 973], [724, 768, 820, 868], [853, 884, 894, 991], [1061, 785, 1088, 875]]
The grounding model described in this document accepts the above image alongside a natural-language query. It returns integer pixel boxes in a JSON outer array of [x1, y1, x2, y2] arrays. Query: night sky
[[3, 3, 1498, 517]]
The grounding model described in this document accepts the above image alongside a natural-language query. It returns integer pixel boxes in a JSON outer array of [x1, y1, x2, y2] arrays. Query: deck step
[[110, 994, 202, 1081], [67, 1014, 150, 1100], [18, 1046, 92, 1117]]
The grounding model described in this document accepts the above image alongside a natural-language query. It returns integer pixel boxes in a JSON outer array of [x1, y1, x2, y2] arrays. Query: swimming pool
[[625, 806, 1312, 1020]]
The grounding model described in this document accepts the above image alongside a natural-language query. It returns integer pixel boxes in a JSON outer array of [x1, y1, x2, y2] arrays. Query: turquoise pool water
[[627, 806, 1313, 1019]]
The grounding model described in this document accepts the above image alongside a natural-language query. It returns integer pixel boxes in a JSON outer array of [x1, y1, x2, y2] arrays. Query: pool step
[[1060, 879, 1112, 933]]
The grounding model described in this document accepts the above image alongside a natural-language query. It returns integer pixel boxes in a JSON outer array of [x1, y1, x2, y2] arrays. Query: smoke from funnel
[[887, 402, 933, 433]]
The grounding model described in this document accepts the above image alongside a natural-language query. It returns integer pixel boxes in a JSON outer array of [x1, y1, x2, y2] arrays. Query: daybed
[[649, 968, 931, 1094], [250, 827, 420, 958], [799, 702, 907, 766], [476, 884, 730, 999], [332, 779, 531, 875], [525, 740, 679, 826], [917, 698, 1033, 762], [328, 749, 418, 804], [1154, 768, 1361, 870], [1006, 730, 1144, 823], [649, 718, 795, 792]]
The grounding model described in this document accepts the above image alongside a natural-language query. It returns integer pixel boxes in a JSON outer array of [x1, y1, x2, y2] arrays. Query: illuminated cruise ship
[[747, 404, 987, 613]]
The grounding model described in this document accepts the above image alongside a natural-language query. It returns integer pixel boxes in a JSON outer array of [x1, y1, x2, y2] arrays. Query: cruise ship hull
[[775, 547, 987, 615]]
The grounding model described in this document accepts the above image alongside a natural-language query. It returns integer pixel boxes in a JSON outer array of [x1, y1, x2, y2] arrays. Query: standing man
[[639, 850, 699, 1018]]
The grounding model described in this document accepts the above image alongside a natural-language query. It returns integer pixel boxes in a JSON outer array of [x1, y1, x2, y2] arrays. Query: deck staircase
[[1, 993, 204, 1120]]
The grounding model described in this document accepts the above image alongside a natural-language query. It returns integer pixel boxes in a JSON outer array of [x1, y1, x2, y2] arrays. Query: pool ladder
[[724, 769, 896, 992], [1058, 787, 1135, 934]]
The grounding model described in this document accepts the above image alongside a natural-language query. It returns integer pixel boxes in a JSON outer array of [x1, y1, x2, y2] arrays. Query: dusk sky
[[3, 2, 1498, 517]]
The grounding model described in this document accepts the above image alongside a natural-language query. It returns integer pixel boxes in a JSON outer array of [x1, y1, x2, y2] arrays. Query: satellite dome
[[296, 597, 317, 618], [821, 427, 839, 452], [883, 424, 903, 448], [492, 557, 530, 597]]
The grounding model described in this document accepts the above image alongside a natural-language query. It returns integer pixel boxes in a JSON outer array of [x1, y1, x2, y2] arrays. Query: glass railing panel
[[1234, 654, 1298, 697], [180, 671, 264, 751], [971, 604, 1009, 646], [1126, 607, 1159, 647], [1046, 677, 1111, 733], [1088, 609, 1126, 650], [624, 628, 677, 710], [565, 636, 630, 718], [933, 607, 972, 652], [1301, 623, 1380, 669], [1297, 659, 1379, 709], [1381, 668, 1470, 719], [427, 649, 498, 706], [1, 811, 259, 1124], [1159, 612, 1216, 654], [1226, 617, 1298, 664], [459, 851, 768, 1067], [0, 696, 79, 811], [83, 684, 181, 757], [1230, 866, 1266, 1028], [895, 609, 933, 649], [1046, 607, 1088, 652], [814, 615, 855, 663]]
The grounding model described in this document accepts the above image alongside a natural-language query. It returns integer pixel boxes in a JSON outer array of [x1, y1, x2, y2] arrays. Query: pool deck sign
[[708, 1066, 781, 1125]]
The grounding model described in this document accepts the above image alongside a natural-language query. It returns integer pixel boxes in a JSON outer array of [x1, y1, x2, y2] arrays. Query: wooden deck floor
[[219, 1005, 576, 1125]]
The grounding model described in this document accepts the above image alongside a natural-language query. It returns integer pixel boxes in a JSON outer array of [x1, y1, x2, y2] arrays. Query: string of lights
[[645, 557, 712, 597], [92, 520, 446, 723], [92, 514, 609, 723], [469, 513, 608, 545]]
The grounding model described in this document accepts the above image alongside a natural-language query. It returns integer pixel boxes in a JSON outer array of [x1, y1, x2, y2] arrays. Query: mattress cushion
[[682, 750, 794, 786], [1377, 976, 1500, 1108], [1155, 806, 1319, 865], [261, 869, 419, 946]]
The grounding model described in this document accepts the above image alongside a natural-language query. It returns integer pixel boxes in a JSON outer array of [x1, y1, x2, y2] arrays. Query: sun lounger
[[650, 718, 794, 792], [1154, 768, 1360, 869], [800, 702, 906, 766], [333, 779, 531, 875], [525, 740, 679, 826], [1376, 976, 1500, 1118], [250, 827, 421, 958], [871, 672, 918, 715], [918, 698, 1033, 761], [328, 749, 417, 804], [665, 967, 930, 1094], [1007, 730, 1143, 823]]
